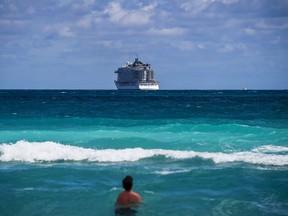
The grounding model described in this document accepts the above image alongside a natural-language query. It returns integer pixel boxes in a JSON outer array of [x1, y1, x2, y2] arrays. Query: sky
[[0, 0, 288, 90]]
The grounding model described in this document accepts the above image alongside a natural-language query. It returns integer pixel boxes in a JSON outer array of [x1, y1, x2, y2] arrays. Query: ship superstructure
[[114, 58, 159, 90]]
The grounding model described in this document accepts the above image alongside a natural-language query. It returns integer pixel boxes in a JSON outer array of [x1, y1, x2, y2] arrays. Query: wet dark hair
[[122, 176, 133, 191]]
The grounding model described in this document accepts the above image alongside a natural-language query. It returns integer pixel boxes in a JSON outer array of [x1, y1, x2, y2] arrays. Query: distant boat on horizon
[[114, 58, 160, 90]]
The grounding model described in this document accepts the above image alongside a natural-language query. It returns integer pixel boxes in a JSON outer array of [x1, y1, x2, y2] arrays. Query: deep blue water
[[0, 90, 288, 216]]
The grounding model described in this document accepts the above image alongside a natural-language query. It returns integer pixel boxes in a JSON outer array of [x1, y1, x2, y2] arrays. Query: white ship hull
[[115, 81, 159, 90]]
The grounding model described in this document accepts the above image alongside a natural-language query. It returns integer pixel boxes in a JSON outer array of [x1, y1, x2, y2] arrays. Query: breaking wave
[[0, 140, 288, 166]]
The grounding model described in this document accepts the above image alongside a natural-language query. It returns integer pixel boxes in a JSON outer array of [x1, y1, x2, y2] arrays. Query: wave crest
[[0, 140, 288, 166]]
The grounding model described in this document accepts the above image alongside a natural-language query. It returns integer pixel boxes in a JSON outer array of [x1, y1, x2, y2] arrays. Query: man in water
[[116, 175, 142, 208]]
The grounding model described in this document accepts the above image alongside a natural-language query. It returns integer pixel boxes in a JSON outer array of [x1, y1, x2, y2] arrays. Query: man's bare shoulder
[[117, 191, 142, 206], [130, 191, 142, 201]]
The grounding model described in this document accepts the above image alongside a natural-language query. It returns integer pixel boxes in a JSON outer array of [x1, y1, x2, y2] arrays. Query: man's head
[[122, 176, 133, 191]]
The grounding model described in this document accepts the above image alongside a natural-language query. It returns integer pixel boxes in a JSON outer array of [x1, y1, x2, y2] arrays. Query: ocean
[[0, 90, 287, 216]]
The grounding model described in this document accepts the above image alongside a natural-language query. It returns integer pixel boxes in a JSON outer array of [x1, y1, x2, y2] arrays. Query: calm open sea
[[0, 90, 288, 216]]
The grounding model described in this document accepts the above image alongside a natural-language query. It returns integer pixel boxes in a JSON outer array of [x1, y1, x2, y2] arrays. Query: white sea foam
[[110, 187, 121, 191], [252, 145, 288, 153], [155, 169, 191, 175], [144, 190, 155, 194], [0, 140, 288, 166]]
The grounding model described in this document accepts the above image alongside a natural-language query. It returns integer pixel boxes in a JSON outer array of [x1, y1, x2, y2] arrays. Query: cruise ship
[[114, 58, 160, 90]]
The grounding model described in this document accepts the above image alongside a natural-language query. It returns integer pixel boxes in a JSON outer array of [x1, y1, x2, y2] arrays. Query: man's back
[[116, 190, 142, 207]]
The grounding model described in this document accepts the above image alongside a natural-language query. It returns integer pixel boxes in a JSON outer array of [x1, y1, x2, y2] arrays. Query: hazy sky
[[1, 0, 288, 89]]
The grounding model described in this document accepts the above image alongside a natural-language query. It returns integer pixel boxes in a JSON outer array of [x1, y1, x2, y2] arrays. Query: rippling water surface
[[1, 90, 287, 215]]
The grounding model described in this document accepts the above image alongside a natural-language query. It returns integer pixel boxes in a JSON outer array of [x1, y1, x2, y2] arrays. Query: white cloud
[[255, 20, 288, 30], [180, 0, 238, 15], [243, 28, 256, 36], [76, 11, 101, 28], [83, 0, 95, 6], [222, 0, 239, 5], [147, 27, 186, 36], [141, 2, 158, 11], [72, 0, 96, 11], [198, 44, 205, 49], [218, 44, 235, 53], [95, 40, 122, 48], [62, 49, 74, 53], [180, 1, 210, 15], [217, 43, 247, 54], [103, 2, 154, 26], [173, 41, 205, 51], [59, 26, 75, 37], [177, 41, 197, 51], [44, 25, 75, 38], [0, 19, 30, 34], [0, 19, 29, 27], [77, 15, 93, 28]]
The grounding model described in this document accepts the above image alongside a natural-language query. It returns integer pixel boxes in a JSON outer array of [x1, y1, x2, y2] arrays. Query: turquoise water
[[0, 90, 288, 215]]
